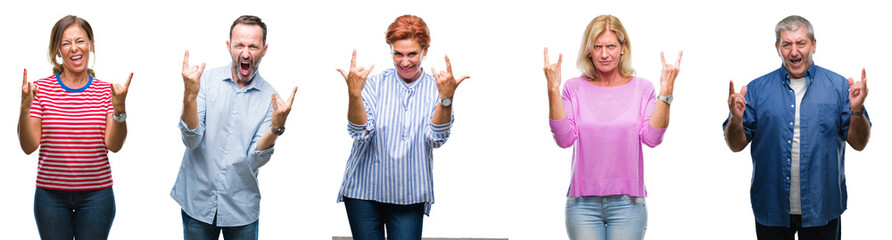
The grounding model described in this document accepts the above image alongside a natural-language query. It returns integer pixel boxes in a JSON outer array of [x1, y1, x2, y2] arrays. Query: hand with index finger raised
[[111, 73, 133, 114], [337, 50, 374, 98], [182, 50, 206, 98], [543, 47, 562, 92], [847, 68, 868, 111], [728, 80, 747, 121], [431, 55, 469, 99], [659, 51, 682, 95]]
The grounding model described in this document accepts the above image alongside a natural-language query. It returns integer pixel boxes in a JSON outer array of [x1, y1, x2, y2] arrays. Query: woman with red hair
[[336, 14, 469, 239]]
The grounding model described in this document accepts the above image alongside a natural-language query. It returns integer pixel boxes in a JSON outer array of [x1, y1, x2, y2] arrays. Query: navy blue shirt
[[723, 64, 871, 227]]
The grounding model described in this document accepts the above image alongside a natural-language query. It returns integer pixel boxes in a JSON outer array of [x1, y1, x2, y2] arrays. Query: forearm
[[724, 116, 749, 152], [347, 95, 368, 125], [105, 118, 127, 152], [649, 88, 673, 128], [18, 106, 40, 154], [649, 101, 670, 129], [846, 114, 871, 151], [431, 104, 451, 125], [181, 94, 198, 130], [548, 88, 566, 120], [256, 130, 277, 151]]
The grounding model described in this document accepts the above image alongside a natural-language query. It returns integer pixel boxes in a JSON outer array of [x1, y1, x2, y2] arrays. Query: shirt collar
[[781, 62, 818, 85]]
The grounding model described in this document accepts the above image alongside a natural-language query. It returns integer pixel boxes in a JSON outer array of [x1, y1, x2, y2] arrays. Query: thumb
[[847, 77, 854, 87]]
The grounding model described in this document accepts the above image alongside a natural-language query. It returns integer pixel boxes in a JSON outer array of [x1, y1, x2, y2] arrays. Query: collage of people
[[2, 0, 888, 239]]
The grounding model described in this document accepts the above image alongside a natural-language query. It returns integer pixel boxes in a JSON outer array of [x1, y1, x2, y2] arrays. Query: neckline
[[585, 76, 635, 88], [55, 73, 93, 93]]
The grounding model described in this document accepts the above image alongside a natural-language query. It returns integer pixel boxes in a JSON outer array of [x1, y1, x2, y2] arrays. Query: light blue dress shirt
[[171, 65, 277, 227], [338, 68, 452, 215]]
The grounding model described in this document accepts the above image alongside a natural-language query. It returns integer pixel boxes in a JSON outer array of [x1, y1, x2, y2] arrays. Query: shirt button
[[786, 177, 790, 180], [788, 158, 791, 162], [790, 122, 793, 126], [788, 140, 791, 144], [790, 104, 794, 108]]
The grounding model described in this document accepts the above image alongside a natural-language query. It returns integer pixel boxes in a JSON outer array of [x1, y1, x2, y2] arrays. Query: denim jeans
[[181, 210, 258, 240], [343, 197, 424, 240], [755, 215, 840, 240], [565, 195, 647, 240], [34, 187, 116, 240]]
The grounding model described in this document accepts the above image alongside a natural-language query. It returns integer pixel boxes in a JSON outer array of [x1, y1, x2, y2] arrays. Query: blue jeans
[[34, 187, 116, 240], [181, 210, 258, 240], [565, 195, 647, 240], [343, 197, 424, 240]]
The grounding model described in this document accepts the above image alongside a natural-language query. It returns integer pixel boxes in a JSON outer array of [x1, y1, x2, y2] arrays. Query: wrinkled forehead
[[391, 38, 423, 53], [230, 24, 265, 44], [61, 24, 87, 40], [779, 27, 811, 43], [594, 30, 620, 45]]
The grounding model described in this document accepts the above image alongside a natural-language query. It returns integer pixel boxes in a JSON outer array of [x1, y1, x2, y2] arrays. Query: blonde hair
[[48, 15, 96, 77], [577, 15, 634, 81]]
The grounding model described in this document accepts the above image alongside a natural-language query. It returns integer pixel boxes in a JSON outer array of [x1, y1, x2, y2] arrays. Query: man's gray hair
[[775, 15, 814, 45]]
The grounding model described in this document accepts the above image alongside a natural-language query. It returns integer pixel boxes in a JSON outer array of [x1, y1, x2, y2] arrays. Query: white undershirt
[[790, 77, 807, 215]]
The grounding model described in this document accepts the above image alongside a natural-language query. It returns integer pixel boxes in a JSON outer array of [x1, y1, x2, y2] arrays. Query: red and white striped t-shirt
[[29, 74, 114, 191]]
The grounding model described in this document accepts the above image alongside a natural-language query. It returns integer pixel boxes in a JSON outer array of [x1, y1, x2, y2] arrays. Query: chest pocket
[[818, 103, 839, 136]]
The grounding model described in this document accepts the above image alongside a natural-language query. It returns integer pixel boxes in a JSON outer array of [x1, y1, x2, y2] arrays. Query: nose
[[240, 51, 251, 60], [599, 48, 610, 59]]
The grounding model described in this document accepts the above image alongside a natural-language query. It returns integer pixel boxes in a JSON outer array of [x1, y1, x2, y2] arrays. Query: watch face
[[441, 97, 452, 107]]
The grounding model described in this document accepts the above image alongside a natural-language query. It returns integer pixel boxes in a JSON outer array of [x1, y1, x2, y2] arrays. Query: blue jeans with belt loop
[[565, 195, 647, 240], [34, 187, 116, 240]]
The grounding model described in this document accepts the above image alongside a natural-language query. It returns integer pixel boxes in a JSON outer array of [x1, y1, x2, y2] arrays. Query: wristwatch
[[440, 97, 453, 107], [113, 112, 127, 123], [271, 126, 285, 136], [657, 95, 673, 105], [850, 107, 864, 116]]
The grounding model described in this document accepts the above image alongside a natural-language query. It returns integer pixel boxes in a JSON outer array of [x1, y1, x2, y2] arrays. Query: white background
[[1, 0, 889, 239]]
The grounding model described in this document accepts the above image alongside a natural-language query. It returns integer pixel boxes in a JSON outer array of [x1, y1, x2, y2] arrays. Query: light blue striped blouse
[[337, 68, 453, 215]]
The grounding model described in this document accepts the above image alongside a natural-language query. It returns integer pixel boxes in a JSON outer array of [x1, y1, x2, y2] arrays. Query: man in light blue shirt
[[172, 15, 297, 240]]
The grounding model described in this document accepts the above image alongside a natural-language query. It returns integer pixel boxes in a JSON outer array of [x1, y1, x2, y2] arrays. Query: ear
[[775, 44, 781, 57], [811, 38, 817, 54], [422, 48, 428, 57], [262, 43, 269, 57], [226, 40, 230, 51]]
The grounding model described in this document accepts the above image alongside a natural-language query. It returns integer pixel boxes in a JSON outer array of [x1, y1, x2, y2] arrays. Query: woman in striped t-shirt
[[336, 15, 470, 239], [18, 15, 132, 240]]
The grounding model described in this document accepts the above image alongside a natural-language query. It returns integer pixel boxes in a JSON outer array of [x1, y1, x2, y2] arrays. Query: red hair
[[385, 15, 430, 50]]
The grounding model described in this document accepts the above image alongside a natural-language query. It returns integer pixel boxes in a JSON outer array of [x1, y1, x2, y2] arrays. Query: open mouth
[[239, 59, 251, 75], [399, 65, 415, 74], [70, 55, 83, 65], [789, 58, 802, 66]]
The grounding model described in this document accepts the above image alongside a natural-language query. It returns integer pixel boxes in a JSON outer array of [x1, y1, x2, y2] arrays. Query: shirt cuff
[[178, 119, 201, 136]]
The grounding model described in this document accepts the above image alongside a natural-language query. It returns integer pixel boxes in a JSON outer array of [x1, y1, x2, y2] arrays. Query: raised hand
[[728, 80, 748, 120], [110, 73, 133, 114], [847, 68, 868, 111], [271, 86, 298, 130], [660, 51, 683, 95], [544, 47, 562, 92], [431, 55, 470, 99], [337, 50, 374, 98], [182, 50, 206, 98], [21, 69, 38, 109]]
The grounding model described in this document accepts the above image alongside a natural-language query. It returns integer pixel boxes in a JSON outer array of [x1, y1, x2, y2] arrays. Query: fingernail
[[130, 72, 134, 76]]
